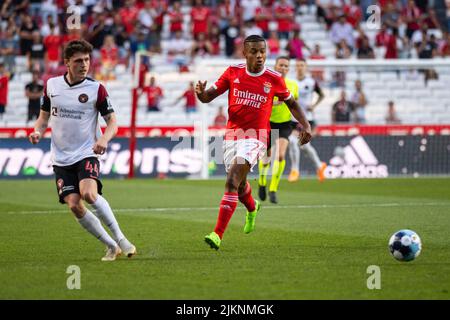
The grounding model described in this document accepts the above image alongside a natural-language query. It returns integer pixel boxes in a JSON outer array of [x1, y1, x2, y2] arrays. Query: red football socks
[[238, 181, 256, 212], [214, 192, 238, 239]]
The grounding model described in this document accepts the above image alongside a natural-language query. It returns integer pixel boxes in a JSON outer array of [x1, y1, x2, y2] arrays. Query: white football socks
[[91, 195, 125, 243], [300, 142, 322, 169], [288, 135, 300, 171], [77, 209, 117, 248]]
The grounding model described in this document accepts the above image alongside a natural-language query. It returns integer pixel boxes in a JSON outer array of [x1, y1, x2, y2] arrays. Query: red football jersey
[[213, 63, 291, 143]]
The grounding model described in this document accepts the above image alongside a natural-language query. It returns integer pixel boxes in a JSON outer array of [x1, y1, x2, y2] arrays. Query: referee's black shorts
[[269, 121, 293, 149]]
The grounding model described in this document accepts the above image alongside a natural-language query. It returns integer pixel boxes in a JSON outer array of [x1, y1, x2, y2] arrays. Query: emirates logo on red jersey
[[263, 82, 272, 94], [233, 88, 268, 109]]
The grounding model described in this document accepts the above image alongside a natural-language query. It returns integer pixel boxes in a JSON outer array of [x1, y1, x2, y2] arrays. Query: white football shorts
[[223, 138, 267, 173]]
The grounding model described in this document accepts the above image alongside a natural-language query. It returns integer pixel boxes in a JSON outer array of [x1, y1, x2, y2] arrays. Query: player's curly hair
[[64, 39, 93, 60]]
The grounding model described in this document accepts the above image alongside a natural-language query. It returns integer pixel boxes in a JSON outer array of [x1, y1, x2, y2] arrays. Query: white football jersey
[[41, 74, 114, 166], [296, 76, 320, 121]]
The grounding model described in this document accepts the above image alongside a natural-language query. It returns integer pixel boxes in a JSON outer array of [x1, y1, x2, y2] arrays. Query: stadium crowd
[[1, 1, 450, 76], [0, 0, 449, 122]]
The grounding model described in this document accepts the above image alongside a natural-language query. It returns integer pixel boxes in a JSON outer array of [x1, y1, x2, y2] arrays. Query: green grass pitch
[[0, 178, 449, 299]]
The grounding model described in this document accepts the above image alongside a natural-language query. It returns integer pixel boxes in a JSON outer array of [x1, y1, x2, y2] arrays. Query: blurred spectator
[[40, 14, 60, 38], [343, 0, 362, 28], [111, 10, 131, 65], [217, 0, 238, 32], [255, 0, 272, 39], [375, 24, 398, 59], [99, 35, 119, 81], [120, 0, 139, 35], [143, 76, 163, 112], [0, 63, 9, 120], [177, 82, 197, 113], [166, 30, 191, 70], [330, 14, 354, 49], [316, 0, 338, 28], [309, 43, 326, 83], [423, 8, 441, 30], [398, 34, 414, 59], [418, 33, 439, 82], [191, 0, 210, 39], [351, 80, 368, 123], [334, 40, 351, 87], [331, 91, 355, 124], [29, 31, 45, 73], [168, 1, 184, 37], [243, 18, 263, 38], [267, 31, 280, 58], [0, 27, 19, 78], [1, 0, 15, 21], [223, 17, 240, 57], [286, 28, 311, 59], [412, 24, 428, 47], [357, 36, 375, 59], [382, 2, 401, 33], [43, 24, 62, 72], [29, 0, 43, 18], [25, 71, 44, 123], [191, 32, 213, 58], [130, 29, 151, 59], [209, 24, 222, 56], [274, 0, 295, 40], [7, 0, 28, 16], [138, 0, 155, 35], [418, 33, 438, 59], [240, 0, 261, 22], [402, 0, 422, 39], [19, 14, 38, 55], [213, 106, 227, 127], [385, 101, 401, 124], [40, 0, 58, 24], [88, 11, 114, 51], [149, 0, 167, 53]]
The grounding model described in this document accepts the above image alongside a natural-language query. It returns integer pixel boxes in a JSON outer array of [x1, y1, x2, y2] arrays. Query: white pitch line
[[4, 202, 450, 215]]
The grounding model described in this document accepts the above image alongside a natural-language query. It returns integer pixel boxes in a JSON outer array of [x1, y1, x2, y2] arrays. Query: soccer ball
[[388, 229, 422, 262]]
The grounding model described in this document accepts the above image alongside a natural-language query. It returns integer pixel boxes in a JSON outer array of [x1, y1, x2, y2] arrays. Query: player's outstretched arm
[[285, 97, 312, 145], [93, 112, 118, 155], [195, 80, 220, 103], [29, 110, 50, 144]]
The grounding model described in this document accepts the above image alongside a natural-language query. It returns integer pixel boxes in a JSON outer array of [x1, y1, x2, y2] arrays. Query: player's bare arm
[[309, 87, 325, 111], [29, 110, 50, 144], [285, 96, 312, 145], [195, 80, 220, 103], [93, 112, 118, 155]]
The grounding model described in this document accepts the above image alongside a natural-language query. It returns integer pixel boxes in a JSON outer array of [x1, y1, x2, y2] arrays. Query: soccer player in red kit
[[196, 35, 312, 250]]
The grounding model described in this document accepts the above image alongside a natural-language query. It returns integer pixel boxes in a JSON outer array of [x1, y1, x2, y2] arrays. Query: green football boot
[[204, 231, 221, 250], [244, 200, 261, 234]]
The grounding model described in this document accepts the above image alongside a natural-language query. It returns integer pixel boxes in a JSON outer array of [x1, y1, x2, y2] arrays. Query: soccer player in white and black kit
[[288, 59, 327, 183], [29, 40, 136, 261]]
